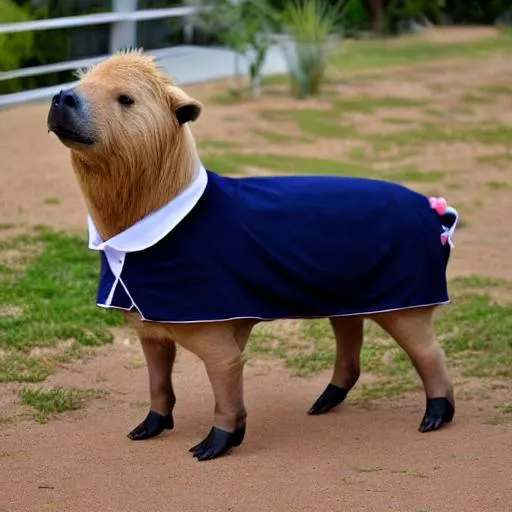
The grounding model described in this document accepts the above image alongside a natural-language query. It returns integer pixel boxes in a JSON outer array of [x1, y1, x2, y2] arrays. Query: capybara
[[47, 50, 459, 461]]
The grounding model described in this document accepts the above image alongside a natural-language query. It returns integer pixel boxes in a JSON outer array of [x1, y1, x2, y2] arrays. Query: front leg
[[127, 336, 177, 441], [175, 324, 247, 461]]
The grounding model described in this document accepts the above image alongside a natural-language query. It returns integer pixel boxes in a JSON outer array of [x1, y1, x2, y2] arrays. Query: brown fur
[[51, 51, 454, 458], [71, 50, 202, 240]]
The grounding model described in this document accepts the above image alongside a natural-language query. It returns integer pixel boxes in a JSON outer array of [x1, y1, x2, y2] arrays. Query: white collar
[[87, 164, 208, 253]]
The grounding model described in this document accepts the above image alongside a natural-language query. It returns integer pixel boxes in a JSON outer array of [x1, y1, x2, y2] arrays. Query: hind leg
[[372, 306, 454, 432], [127, 337, 176, 441], [308, 316, 364, 415]]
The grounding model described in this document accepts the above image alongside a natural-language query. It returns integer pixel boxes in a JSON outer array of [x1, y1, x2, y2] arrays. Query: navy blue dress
[[96, 171, 457, 323]]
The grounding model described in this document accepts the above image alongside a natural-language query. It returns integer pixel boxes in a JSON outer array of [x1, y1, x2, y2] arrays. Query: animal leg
[[127, 337, 176, 441], [308, 316, 364, 415], [178, 328, 246, 461], [372, 306, 455, 433], [234, 319, 256, 352]]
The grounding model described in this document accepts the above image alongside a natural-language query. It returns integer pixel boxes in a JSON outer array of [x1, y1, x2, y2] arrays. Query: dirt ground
[[0, 27, 511, 512]]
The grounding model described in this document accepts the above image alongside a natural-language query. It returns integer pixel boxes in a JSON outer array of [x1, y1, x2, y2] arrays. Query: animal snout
[[47, 88, 95, 146], [52, 89, 81, 111]]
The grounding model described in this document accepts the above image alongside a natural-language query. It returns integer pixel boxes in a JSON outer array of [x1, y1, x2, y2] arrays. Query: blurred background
[[1, 3, 511, 511], [1, 0, 511, 103]]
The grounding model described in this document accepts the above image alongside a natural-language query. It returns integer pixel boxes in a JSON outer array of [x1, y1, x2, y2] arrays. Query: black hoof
[[189, 424, 246, 461], [127, 410, 174, 441], [419, 397, 454, 433], [308, 384, 348, 415]]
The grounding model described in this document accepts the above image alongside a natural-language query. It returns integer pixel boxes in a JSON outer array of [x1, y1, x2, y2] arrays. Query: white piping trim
[[117, 276, 147, 321], [96, 299, 451, 323]]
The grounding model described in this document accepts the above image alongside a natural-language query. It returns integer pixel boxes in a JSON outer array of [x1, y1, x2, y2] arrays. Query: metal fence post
[[110, 0, 138, 54]]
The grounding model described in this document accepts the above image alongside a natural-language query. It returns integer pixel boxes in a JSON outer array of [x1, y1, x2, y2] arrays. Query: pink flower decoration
[[429, 196, 448, 216]]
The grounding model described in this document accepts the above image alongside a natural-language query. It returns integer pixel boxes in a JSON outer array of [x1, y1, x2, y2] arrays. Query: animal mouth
[[50, 125, 94, 145]]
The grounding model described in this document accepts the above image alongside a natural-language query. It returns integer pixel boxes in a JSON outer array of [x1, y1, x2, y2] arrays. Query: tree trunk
[[367, 0, 384, 32]]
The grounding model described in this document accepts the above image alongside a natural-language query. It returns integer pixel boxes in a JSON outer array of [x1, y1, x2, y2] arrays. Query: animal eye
[[118, 94, 134, 106]]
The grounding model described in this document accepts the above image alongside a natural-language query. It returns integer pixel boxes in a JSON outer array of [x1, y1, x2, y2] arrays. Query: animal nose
[[52, 89, 80, 110]]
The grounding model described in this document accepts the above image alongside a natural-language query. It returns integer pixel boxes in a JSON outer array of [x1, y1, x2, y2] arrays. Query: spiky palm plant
[[281, 0, 349, 98]]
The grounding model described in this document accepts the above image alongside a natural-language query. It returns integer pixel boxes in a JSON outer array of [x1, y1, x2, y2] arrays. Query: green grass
[[390, 168, 445, 182], [423, 108, 451, 118], [19, 386, 106, 423], [251, 128, 311, 145], [460, 93, 494, 104], [329, 30, 512, 73], [479, 85, 512, 95], [332, 97, 427, 114], [203, 152, 372, 176], [477, 153, 512, 169], [202, 152, 444, 183], [197, 139, 239, 151], [246, 276, 512, 401], [354, 465, 383, 473], [0, 351, 54, 383], [366, 121, 512, 147], [486, 181, 511, 190], [383, 117, 415, 125], [0, 227, 126, 383], [43, 197, 60, 205], [260, 103, 512, 152]]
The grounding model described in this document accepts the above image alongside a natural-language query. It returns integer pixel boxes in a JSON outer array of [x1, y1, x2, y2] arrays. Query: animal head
[[47, 49, 202, 171]]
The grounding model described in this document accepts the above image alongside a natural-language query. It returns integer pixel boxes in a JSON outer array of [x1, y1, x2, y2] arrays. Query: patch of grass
[[410, 470, 428, 478], [485, 403, 512, 425], [435, 279, 512, 379], [292, 109, 358, 139], [347, 145, 367, 160], [203, 151, 442, 184], [330, 31, 512, 73], [247, 276, 512, 402], [354, 465, 383, 473], [423, 108, 450, 118], [19, 386, 106, 423], [366, 121, 512, 148], [262, 74, 289, 87], [198, 139, 239, 151], [125, 359, 146, 370], [486, 181, 511, 190], [251, 128, 311, 144], [0, 227, 126, 382], [0, 351, 53, 383], [496, 403, 512, 414], [261, 105, 512, 153], [388, 168, 445, 183], [43, 197, 60, 205], [460, 93, 494, 104], [479, 85, 512, 95], [209, 89, 247, 105], [383, 117, 415, 125], [333, 97, 427, 114], [204, 152, 374, 177], [0, 222, 15, 230], [477, 153, 512, 169]]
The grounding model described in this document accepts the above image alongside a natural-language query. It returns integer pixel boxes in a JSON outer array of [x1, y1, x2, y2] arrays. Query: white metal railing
[[0, 1, 198, 107]]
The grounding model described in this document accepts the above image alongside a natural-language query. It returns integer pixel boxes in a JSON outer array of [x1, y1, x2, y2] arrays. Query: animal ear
[[167, 85, 202, 125]]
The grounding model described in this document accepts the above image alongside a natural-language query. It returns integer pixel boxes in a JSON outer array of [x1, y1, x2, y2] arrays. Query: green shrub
[[281, 0, 346, 98], [384, 0, 441, 34], [0, 0, 34, 94], [445, 0, 510, 24]]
